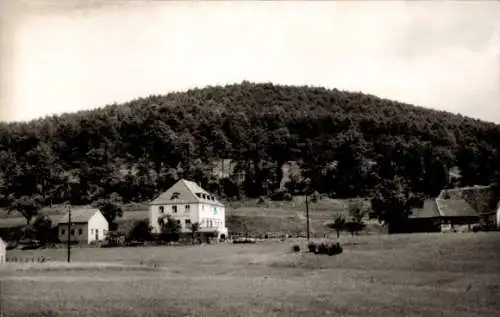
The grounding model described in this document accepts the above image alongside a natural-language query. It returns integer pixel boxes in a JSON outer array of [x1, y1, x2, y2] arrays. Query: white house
[[149, 179, 228, 239], [57, 207, 109, 244]]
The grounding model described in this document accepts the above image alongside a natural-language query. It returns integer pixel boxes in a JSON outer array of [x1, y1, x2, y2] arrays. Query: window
[[176, 220, 181, 225], [61, 228, 65, 235], [185, 219, 191, 226], [172, 205, 178, 213], [78, 228, 83, 235], [91, 229, 94, 234], [185, 205, 190, 213], [159, 206, 164, 214], [170, 192, 180, 200], [71, 229, 75, 236], [104, 230, 107, 236]]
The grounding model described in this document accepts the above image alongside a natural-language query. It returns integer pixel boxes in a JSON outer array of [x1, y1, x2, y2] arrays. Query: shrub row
[[307, 240, 343, 256]]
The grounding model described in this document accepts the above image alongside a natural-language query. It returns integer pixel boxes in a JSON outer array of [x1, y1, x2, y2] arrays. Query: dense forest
[[1, 82, 500, 227]]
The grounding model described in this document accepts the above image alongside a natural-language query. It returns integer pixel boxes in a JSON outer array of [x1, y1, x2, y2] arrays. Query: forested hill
[[1, 82, 499, 210]]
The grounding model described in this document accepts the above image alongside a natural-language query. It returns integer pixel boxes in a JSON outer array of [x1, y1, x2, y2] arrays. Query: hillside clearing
[[0, 197, 383, 236]]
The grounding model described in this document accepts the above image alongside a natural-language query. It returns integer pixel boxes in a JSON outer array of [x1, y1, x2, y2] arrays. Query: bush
[[311, 192, 320, 203], [6, 240, 18, 250], [307, 241, 317, 253], [20, 241, 42, 250], [269, 190, 293, 201], [317, 241, 329, 254], [291, 244, 300, 252], [308, 239, 343, 256], [127, 220, 153, 242], [103, 231, 126, 247]]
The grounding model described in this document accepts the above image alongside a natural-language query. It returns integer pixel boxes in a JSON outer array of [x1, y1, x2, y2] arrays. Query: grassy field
[[1, 232, 500, 317]]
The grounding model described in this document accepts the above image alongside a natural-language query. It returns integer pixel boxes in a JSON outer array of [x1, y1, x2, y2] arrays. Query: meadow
[[1, 232, 500, 317]]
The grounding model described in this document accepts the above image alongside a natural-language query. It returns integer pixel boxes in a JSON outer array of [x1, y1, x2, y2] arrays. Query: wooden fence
[[5, 256, 48, 263], [228, 231, 324, 240]]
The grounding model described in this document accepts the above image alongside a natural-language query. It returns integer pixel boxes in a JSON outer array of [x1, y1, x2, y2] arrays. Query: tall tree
[[370, 177, 423, 234], [8, 195, 43, 224], [92, 193, 124, 230], [327, 215, 346, 239]]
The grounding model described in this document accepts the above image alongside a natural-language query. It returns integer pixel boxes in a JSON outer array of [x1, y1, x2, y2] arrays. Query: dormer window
[[170, 192, 180, 200], [196, 193, 201, 198]]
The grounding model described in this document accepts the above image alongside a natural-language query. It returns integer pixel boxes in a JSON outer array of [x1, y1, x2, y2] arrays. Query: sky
[[0, 0, 499, 123]]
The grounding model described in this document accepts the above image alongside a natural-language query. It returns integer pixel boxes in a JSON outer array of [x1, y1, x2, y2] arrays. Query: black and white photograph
[[0, 0, 499, 316]]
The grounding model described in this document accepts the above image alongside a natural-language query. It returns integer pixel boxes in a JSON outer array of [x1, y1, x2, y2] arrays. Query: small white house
[[149, 179, 228, 239], [0, 237, 5, 264], [57, 207, 109, 244]]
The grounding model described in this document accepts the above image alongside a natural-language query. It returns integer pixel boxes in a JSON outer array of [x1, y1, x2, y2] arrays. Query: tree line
[[0, 82, 499, 230]]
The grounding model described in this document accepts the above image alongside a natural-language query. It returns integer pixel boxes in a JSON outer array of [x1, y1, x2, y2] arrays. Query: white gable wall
[[88, 211, 109, 243]]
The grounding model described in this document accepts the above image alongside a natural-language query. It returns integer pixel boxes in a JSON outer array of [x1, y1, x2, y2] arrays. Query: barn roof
[[57, 207, 101, 224], [410, 200, 440, 219], [436, 199, 479, 218], [150, 179, 223, 206]]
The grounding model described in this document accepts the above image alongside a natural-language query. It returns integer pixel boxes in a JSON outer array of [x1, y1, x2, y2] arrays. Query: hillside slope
[[1, 197, 384, 238], [0, 82, 499, 211]]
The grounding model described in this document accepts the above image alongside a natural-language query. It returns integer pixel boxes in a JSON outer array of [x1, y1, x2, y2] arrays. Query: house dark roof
[[410, 200, 440, 219], [150, 179, 223, 206], [436, 199, 479, 218], [57, 207, 100, 224]]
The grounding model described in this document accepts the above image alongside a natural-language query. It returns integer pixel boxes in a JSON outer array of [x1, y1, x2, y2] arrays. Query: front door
[[95, 229, 99, 241]]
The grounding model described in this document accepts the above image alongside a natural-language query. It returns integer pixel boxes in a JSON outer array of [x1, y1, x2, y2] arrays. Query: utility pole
[[305, 194, 310, 241], [67, 204, 71, 263]]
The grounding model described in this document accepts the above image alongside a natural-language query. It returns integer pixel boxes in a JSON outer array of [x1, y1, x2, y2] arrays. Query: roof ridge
[[180, 179, 200, 199]]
